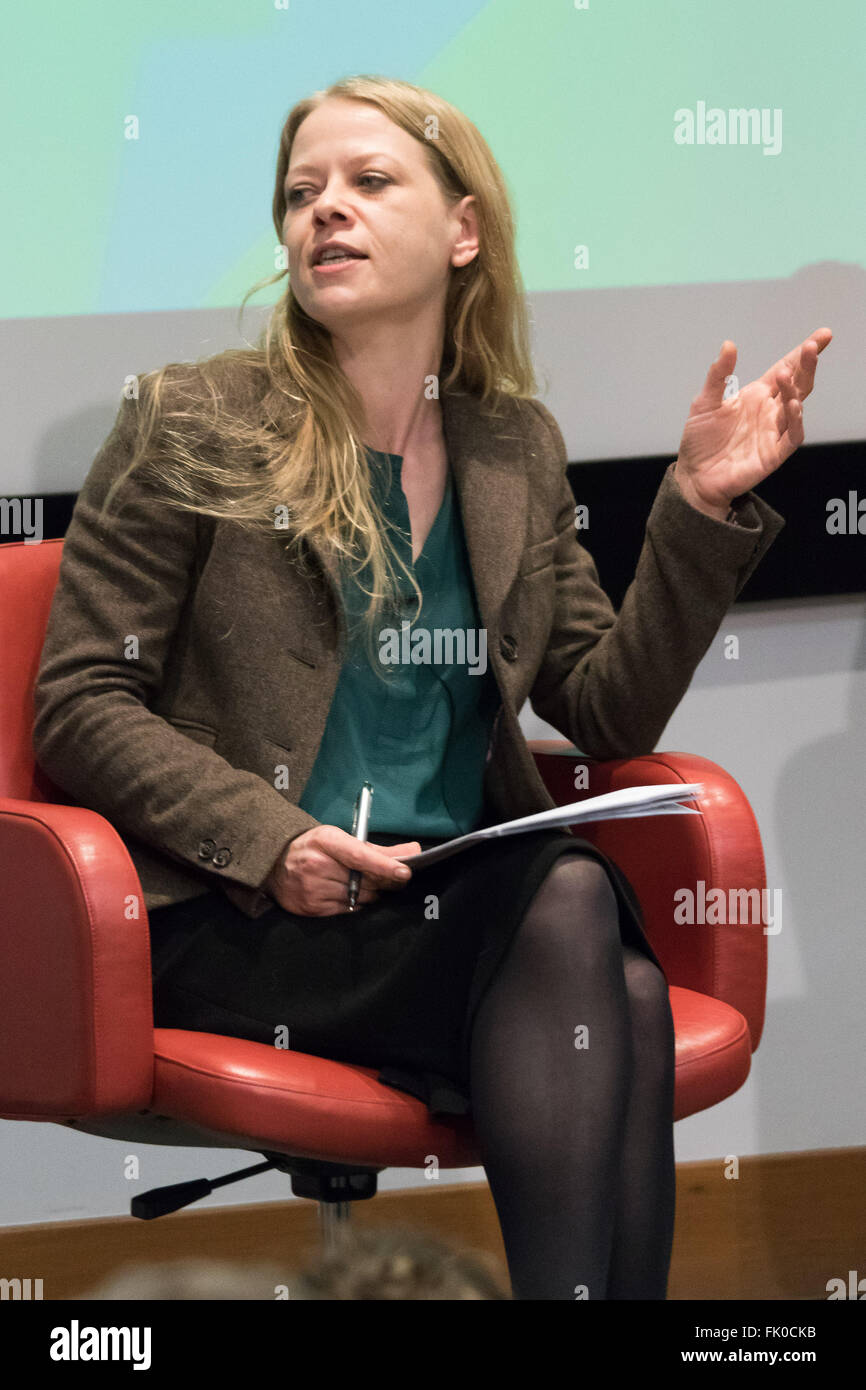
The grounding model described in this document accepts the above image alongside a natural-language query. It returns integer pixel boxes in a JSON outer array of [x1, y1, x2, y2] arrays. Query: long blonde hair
[[100, 75, 538, 674]]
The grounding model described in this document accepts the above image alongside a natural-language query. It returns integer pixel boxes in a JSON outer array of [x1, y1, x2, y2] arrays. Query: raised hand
[[673, 327, 833, 518]]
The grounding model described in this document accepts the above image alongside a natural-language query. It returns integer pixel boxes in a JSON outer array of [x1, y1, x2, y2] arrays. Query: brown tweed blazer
[[32, 357, 785, 920]]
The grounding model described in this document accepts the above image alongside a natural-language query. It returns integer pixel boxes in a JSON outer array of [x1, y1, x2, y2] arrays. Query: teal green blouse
[[297, 447, 500, 837]]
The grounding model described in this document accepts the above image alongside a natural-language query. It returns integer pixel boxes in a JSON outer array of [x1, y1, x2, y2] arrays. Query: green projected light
[[2, 0, 862, 319]]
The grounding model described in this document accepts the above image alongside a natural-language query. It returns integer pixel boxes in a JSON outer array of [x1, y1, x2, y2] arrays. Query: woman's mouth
[[312, 254, 368, 274]]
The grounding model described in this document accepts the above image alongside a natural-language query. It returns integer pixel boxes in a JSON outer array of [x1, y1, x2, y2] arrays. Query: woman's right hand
[[263, 825, 422, 917]]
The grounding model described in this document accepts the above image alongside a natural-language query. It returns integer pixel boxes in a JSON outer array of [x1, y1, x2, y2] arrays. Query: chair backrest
[[0, 539, 65, 802]]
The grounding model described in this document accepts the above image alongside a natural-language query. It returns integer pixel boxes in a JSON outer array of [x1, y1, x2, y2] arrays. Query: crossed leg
[[468, 853, 676, 1300]]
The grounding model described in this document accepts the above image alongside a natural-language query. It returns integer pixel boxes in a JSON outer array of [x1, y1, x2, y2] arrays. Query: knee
[[540, 853, 620, 922], [624, 955, 675, 1068], [519, 854, 623, 972], [624, 954, 671, 1015]]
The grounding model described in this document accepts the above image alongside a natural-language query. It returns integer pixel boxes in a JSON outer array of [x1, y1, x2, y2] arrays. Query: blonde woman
[[34, 75, 830, 1301]]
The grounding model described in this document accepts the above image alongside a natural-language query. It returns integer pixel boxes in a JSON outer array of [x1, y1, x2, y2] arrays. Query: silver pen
[[347, 782, 374, 911]]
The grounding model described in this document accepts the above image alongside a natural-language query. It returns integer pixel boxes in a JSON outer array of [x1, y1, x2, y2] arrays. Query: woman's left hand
[[673, 327, 833, 518]]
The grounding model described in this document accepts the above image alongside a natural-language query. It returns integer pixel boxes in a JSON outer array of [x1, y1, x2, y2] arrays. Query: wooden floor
[[0, 1147, 862, 1300]]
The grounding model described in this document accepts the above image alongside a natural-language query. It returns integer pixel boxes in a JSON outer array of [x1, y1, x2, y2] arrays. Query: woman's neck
[[362, 399, 444, 459], [331, 322, 446, 458]]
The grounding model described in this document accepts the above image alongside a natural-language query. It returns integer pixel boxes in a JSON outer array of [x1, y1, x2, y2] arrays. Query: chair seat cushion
[[151, 1029, 480, 1169], [142, 987, 751, 1164], [669, 986, 752, 1119]]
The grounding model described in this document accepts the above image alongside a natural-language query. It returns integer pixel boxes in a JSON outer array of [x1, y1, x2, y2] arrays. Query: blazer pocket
[[259, 732, 293, 756], [285, 646, 317, 669], [518, 535, 557, 577], [256, 735, 294, 793], [166, 716, 218, 748]]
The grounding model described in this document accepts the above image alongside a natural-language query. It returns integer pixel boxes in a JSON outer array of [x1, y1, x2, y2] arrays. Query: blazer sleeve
[[32, 387, 322, 913], [525, 399, 786, 759]]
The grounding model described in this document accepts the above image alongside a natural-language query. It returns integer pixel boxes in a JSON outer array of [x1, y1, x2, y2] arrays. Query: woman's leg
[[605, 942, 677, 1299], [468, 853, 675, 1300]]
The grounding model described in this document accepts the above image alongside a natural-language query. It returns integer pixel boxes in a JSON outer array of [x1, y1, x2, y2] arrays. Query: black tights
[[468, 853, 676, 1300]]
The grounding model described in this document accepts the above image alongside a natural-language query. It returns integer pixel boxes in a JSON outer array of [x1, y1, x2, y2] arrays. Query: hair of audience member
[[287, 1226, 511, 1300], [80, 1228, 510, 1300]]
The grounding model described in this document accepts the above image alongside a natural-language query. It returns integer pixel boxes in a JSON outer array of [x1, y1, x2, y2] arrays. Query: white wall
[[525, 593, 866, 1165]]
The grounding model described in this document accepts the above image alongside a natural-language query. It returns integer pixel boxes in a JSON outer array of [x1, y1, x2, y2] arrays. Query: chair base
[[127, 1144, 379, 1261]]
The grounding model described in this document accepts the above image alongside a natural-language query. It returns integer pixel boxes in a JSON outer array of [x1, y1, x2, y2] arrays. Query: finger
[[326, 860, 411, 893], [338, 885, 380, 914], [785, 392, 804, 450], [375, 842, 422, 870], [322, 850, 397, 884], [694, 340, 738, 411], [764, 327, 832, 398], [320, 871, 383, 902], [353, 840, 420, 882], [775, 369, 796, 434], [775, 379, 804, 458], [795, 327, 832, 398], [379, 875, 417, 892], [315, 879, 380, 914], [782, 342, 819, 401], [363, 844, 422, 892], [806, 326, 833, 354], [324, 834, 414, 882], [357, 868, 405, 890]]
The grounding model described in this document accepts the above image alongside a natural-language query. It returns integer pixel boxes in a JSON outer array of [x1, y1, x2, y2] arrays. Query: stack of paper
[[398, 783, 704, 870]]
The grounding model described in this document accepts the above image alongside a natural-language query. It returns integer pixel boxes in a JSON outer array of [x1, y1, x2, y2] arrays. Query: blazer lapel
[[295, 386, 530, 653], [441, 387, 529, 635]]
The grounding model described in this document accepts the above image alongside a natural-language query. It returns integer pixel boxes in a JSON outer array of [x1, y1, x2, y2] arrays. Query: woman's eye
[[286, 173, 389, 205]]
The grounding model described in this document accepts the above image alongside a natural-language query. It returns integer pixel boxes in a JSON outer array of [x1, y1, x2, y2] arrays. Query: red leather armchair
[[0, 538, 767, 1240]]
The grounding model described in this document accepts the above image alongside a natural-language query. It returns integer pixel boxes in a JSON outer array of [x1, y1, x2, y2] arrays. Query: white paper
[[396, 782, 704, 870]]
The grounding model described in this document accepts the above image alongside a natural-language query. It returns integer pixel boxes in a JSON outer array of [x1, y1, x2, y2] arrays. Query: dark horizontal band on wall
[[566, 438, 865, 607], [2, 438, 863, 607]]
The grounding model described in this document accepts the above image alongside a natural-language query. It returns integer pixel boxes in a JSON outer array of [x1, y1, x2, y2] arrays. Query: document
[[397, 783, 704, 870]]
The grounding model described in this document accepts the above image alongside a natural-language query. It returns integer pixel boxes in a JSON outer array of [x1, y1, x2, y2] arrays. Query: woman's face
[[283, 97, 476, 337]]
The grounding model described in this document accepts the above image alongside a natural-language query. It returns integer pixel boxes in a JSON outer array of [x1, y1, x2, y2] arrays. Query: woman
[[33, 75, 830, 1301]]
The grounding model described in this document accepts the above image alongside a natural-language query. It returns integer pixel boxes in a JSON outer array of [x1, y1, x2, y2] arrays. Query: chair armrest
[[528, 741, 768, 1050], [0, 798, 154, 1116]]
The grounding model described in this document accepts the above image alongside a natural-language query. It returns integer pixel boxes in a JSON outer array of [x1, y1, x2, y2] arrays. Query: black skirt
[[149, 825, 663, 1119]]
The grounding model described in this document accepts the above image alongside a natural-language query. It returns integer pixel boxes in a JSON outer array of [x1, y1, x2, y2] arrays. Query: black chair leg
[[131, 1149, 381, 1259]]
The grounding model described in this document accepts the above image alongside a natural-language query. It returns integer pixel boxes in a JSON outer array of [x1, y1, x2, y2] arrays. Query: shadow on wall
[[756, 599, 866, 1293]]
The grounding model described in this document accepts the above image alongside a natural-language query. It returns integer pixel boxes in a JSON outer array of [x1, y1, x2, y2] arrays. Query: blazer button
[[499, 634, 518, 662], [198, 838, 217, 859], [212, 848, 233, 868]]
